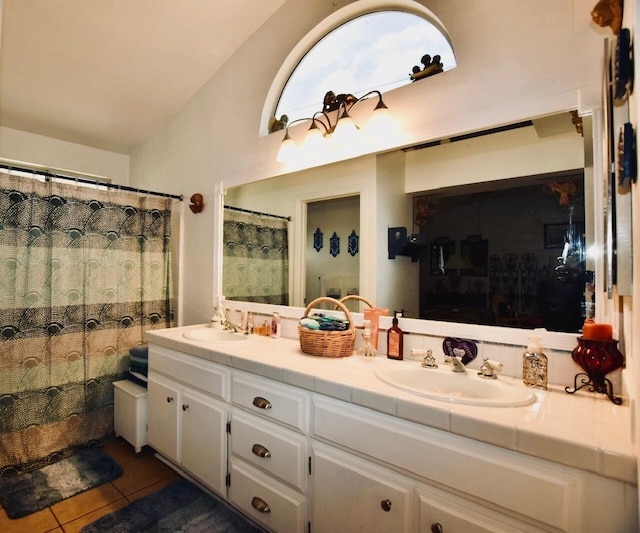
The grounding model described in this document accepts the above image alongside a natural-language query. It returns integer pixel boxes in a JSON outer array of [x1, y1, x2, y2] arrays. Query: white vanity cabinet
[[311, 441, 545, 533], [147, 345, 229, 495], [228, 371, 309, 533], [311, 396, 635, 533], [145, 337, 636, 533]]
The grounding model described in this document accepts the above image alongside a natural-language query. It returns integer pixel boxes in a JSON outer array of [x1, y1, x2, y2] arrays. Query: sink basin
[[183, 328, 248, 343], [375, 367, 535, 407]]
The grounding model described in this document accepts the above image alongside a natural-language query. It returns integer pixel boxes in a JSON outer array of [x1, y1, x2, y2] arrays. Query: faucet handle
[[421, 349, 438, 368], [478, 357, 502, 379]]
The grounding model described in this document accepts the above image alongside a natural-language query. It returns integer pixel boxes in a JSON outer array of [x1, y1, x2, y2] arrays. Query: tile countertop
[[145, 325, 636, 485]]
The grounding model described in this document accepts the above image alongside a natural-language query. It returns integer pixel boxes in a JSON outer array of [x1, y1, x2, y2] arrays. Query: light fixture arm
[[349, 90, 388, 113], [311, 112, 332, 135]]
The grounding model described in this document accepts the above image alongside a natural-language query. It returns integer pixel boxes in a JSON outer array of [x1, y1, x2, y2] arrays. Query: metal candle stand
[[565, 337, 624, 405]]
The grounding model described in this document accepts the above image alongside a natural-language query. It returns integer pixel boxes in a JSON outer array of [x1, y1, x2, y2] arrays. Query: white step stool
[[113, 379, 148, 453]]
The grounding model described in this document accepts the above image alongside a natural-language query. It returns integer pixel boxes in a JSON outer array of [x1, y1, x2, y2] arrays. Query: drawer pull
[[252, 396, 272, 410], [431, 523, 443, 533], [182, 404, 189, 411], [166, 396, 174, 403], [381, 499, 392, 512], [251, 496, 271, 513], [251, 443, 271, 458]]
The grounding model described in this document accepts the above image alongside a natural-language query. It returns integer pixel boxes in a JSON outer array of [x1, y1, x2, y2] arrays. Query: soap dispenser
[[386, 311, 404, 360], [523, 332, 548, 390]]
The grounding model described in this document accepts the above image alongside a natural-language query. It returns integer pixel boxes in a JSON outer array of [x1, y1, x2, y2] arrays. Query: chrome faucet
[[444, 355, 466, 373], [222, 317, 243, 333]]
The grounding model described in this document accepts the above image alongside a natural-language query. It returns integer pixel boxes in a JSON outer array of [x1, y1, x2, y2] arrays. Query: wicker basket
[[336, 295, 374, 311], [299, 297, 356, 357]]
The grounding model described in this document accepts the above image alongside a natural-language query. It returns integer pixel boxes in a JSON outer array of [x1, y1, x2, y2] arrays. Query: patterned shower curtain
[[0, 171, 175, 476], [223, 208, 289, 305]]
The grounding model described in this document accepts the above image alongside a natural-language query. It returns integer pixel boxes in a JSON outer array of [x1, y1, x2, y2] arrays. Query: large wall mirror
[[222, 110, 596, 337]]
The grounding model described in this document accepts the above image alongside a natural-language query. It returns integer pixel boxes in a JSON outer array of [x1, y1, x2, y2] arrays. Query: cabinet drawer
[[231, 409, 306, 492], [232, 372, 308, 433], [416, 484, 542, 533], [228, 460, 306, 533], [313, 396, 578, 531], [149, 345, 229, 400]]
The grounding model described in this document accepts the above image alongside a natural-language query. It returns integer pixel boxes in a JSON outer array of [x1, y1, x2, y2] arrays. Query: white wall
[[375, 151, 419, 317], [621, 0, 640, 506], [0, 126, 129, 183], [405, 126, 585, 193]]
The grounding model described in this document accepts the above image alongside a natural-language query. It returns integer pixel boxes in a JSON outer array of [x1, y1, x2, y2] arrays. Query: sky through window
[[275, 10, 456, 124]]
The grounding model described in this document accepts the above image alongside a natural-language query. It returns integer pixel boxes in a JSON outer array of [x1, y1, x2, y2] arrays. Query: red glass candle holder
[[565, 337, 624, 404]]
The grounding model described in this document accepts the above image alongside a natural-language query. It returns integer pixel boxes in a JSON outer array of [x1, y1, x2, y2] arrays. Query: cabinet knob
[[166, 396, 174, 403], [251, 443, 271, 458], [252, 396, 272, 410], [431, 523, 443, 533], [381, 499, 392, 512], [251, 496, 271, 513], [182, 404, 189, 411]]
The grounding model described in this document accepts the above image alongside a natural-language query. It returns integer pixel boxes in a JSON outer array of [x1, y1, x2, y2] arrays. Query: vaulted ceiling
[[0, 1, 286, 154]]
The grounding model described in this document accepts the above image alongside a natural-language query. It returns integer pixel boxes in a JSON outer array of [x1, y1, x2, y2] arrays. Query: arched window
[[270, 7, 455, 130]]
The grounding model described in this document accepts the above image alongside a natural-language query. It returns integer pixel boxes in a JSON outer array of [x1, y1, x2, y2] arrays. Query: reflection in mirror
[[222, 112, 593, 335], [222, 206, 290, 305], [416, 171, 588, 332], [305, 196, 360, 312]]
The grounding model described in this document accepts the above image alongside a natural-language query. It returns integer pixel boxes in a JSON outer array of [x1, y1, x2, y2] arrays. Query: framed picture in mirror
[[430, 237, 454, 275], [544, 223, 570, 249]]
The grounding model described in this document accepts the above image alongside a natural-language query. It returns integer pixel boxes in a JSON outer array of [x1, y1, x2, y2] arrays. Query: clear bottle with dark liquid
[[386, 311, 404, 360]]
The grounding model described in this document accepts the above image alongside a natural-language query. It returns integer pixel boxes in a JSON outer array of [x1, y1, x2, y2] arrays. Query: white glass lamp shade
[[276, 134, 299, 164], [301, 122, 327, 157], [366, 105, 395, 141], [331, 113, 359, 147]]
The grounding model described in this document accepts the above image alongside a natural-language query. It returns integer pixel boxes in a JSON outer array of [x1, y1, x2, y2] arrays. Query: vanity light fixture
[[276, 90, 392, 163]]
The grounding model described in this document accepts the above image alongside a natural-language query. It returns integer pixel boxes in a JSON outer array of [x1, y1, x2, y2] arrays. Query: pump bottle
[[523, 332, 548, 389], [386, 311, 404, 360]]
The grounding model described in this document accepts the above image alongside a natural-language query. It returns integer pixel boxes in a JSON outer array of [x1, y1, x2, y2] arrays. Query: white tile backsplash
[[251, 311, 624, 397]]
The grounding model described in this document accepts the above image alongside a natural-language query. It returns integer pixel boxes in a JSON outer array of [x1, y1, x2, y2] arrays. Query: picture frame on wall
[[544, 222, 585, 249]]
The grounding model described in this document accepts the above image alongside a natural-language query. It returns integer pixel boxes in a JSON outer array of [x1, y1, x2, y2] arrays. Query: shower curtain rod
[[0, 163, 183, 201], [224, 204, 291, 221]]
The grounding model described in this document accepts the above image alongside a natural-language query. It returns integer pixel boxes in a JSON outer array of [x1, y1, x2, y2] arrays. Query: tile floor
[[0, 438, 182, 533]]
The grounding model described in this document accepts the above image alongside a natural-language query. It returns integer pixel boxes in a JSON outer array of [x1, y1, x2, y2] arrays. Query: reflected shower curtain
[[0, 172, 175, 476], [223, 208, 289, 305]]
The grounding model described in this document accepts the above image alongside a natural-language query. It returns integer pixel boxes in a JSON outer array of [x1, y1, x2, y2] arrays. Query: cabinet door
[[417, 485, 536, 533], [312, 444, 413, 533], [147, 374, 180, 462], [181, 388, 227, 495]]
